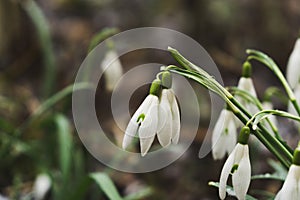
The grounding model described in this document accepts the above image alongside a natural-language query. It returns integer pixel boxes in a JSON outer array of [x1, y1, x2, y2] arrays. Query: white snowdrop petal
[[130, 95, 154, 123], [275, 165, 300, 200], [122, 121, 138, 149], [138, 98, 159, 155], [287, 38, 300, 89], [212, 110, 227, 149], [140, 136, 156, 157], [232, 145, 251, 200], [237, 78, 257, 98], [157, 90, 172, 146], [157, 90, 168, 132], [139, 98, 159, 139], [170, 90, 180, 144], [219, 146, 236, 199], [212, 110, 237, 160], [237, 77, 258, 115], [102, 50, 123, 91], [212, 136, 227, 160], [122, 95, 154, 149], [234, 143, 245, 162]]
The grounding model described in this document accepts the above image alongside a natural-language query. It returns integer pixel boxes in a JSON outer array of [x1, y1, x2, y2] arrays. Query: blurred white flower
[[101, 50, 123, 91], [286, 38, 300, 89], [219, 143, 251, 200], [275, 164, 300, 200], [0, 194, 9, 200], [157, 88, 180, 146], [33, 173, 51, 200], [122, 94, 159, 156], [262, 101, 278, 133], [212, 109, 237, 160]]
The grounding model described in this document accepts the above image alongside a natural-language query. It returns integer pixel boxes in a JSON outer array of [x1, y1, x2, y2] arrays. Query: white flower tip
[[172, 134, 179, 145], [252, 124, 257, 130], [140, 136, 155, 157], [219, 187, 226, 200], [157, 135, 171, 147], [33, 174, 51, 200]]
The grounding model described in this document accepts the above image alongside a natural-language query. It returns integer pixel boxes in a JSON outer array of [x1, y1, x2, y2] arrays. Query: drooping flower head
[[122, 79, 161, 156], [212, 106, 237, 160], [157, 71, 181, 146], [122, 71, 180, 156], [275, 144, 300, 199], [236, 62, 258, 115], [219, 126, 251, 200]]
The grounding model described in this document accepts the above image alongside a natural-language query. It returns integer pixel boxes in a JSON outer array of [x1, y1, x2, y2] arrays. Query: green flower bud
[[242, 61, 252, 78], [149, 79, 162, 96], [162, 71, 172, 89], [238, 126, 250, 145]]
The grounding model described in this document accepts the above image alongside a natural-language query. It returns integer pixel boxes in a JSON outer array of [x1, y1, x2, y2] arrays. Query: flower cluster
[[120, 36, 300, 199], [122, 71, 180, 156]]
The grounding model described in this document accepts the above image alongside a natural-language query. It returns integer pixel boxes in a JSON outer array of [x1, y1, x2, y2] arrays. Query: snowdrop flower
[[275, 145, 300, 199], [236, 62, 258, 115], [122, 71, 181, 156], [33, 173, 51, 200], [157, 71, 180, 146], [219, 127, 251, 200], [212, 107, 237, 160], [122, 79, 160, 156], [101, 49, 123, 91], [286, 38, 300, 89]]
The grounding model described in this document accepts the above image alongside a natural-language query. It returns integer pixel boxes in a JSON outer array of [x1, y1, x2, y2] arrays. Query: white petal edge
[[232, 145, 251, 200], [219, 146, 236, 199], [122, 121, 138, 149], [236, 77, 258, 114], [286, 38, 300, 89], [122, 95, 154, 149], [212, 110, 227, 149], [170, 90, 180, 144], [139, 97, 159, 156], [275, 165, 300, 200], [157, 90, 172, 147]]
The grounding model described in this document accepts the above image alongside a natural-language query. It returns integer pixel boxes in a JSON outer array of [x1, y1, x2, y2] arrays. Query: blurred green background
[[0, 0, 300, 199]]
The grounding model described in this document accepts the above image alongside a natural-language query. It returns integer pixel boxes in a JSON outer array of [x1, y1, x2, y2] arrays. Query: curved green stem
[[246, 49, 300, 116], [229, 87, 281, 139]]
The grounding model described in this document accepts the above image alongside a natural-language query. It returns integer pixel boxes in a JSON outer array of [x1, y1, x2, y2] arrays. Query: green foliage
[[21, 0, 56, 99], [208, 181, 257, 200]]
